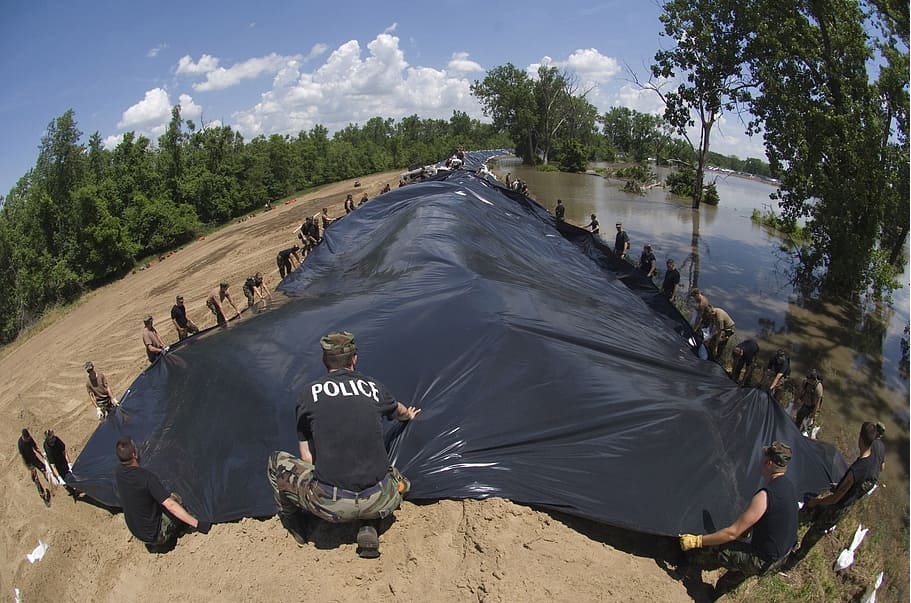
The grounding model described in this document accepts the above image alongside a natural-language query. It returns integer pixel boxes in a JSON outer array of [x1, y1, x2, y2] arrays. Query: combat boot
[[356, 521, 380, 559], [280, 513, 308, 546]]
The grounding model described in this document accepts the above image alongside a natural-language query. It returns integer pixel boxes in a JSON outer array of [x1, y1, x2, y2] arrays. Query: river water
[[497, 159, 910, 427]]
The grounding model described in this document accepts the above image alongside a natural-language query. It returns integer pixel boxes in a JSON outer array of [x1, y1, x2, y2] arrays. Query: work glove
[[162, 345, 170, 353], [196, 520, 212, 534], [96, 407, 104, 419], [679, 533, 703, 551]]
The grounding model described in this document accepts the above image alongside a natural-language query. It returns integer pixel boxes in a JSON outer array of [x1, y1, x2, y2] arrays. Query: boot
[[356, 522, 380, 559], [280, 513, 308, 546]]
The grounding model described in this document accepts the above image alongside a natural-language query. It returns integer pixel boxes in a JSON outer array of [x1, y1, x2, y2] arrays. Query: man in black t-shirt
[[679, 442, 797, 598], [170, 295, 199, 341], [614, 223, 630, 259], [638, 243, 657, 278], [267, 331, 421, 559], [114, 436, 210, 551], [18, 428, 51, 506], [661, 259, 680, 300], [554, 199, 565, 222], [731, 339, 760, 386], [786, 422, 884, 567], [44, 430, 78, 499], [764, 350, 791, 396]]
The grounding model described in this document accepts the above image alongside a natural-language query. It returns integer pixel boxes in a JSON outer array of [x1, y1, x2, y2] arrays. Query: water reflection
[[498, 161, 909, 411]]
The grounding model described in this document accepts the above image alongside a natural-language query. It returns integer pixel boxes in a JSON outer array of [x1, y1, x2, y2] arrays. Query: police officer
[[267, 331, 420, 558]]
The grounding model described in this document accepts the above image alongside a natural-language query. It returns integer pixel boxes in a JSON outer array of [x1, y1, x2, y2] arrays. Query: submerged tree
[[641, 0, 756, 208], [748, 0, 908, 296]]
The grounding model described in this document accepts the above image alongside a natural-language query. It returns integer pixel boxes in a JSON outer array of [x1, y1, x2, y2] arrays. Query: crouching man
[[115, 436, 211, 552], [678, 442, 797, 599], [267, 331, 420, 558]]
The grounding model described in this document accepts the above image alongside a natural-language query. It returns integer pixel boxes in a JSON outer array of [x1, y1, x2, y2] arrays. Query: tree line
[[0, 109, 510, 344]]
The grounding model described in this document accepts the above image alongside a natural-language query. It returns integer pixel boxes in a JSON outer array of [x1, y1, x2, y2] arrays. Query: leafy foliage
[[0, 109, 509, 344]]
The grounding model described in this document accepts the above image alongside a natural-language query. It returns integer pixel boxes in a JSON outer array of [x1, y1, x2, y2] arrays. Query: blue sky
[[0, 0, 766, 196]]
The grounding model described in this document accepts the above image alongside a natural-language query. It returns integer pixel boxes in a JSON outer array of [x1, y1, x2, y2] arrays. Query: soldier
[[206, 281, 241, 327], [85, 360, 118, 419], [141, 315, 168, 362], [679, 442, 797, 598], [114, 436, 210, 551], [44, 430, 78, 499], [554, 199, 565, 222], [793, 369, 824, 430], [276, 246, 301, 280], [267, 331, 421, 558], [18, 428, 51, 506], [242, 272, 273, 309], [731, 339, 760, 386], [706, 305, 736, 361], [170, 295, 200, 341], [614, 223, 630, 259]]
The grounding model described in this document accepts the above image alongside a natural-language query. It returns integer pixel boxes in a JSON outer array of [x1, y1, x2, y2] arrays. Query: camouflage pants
[[267, 451, 408, 523], [95, 397, 114, 417], [688, 541, 770, 577]]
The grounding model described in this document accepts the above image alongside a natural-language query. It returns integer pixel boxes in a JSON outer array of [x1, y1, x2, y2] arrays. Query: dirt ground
[[0, 171, 703, 603]]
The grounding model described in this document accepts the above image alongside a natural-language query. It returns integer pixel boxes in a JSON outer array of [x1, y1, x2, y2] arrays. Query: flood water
[[498, 159, 910, 428]]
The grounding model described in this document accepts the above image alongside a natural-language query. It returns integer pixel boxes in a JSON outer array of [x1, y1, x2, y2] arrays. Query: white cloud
[[118, 88, 172, 129], [231, 32, 482, 140], [177, 94, 202, 120], [303, 43, 328, 62], [147, 43, 168, 58], [565, 48, 620, 83], [176, 54, 220, 75], [102, 133, 123, 150], [192, 53, 300, 92], [384, 22, 397, 34], [447, 52, 483, 74]]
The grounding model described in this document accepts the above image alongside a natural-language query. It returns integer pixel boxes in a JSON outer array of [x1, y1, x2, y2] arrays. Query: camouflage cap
[[176, 295, 184, 302], [219, 280, 229, 287], [143, 314, 153, 323], [320, 331, 357, 355], [84, 360, 94, 371], [764, 441, 792, 468]]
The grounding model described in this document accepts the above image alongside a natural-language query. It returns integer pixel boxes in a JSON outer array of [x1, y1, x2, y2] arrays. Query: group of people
[[678, 421, 885, 598], [17, 427, 77, 506], [111, 329, 419, 558]]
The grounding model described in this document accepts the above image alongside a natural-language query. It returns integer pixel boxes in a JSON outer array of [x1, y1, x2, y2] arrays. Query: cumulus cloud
[[303, 43, 328, 62], [176, 54, 220, 75], [231, 32, 482, 140], [177, 94, 202, 120], [192, 53, 300, 92], [447, 52, 483, 74], [118, 88, 172, 129]]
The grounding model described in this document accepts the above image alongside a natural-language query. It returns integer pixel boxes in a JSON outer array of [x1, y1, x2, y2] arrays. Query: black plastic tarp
[[70, 152, 847, 536]]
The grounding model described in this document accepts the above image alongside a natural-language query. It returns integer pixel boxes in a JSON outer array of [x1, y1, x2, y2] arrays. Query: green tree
[[748, 0, 907, 295], [643, 0, 755, 208], [471, 64, 537, 162]]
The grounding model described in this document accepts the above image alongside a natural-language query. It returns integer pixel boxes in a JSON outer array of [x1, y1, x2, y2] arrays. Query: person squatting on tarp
[[784, 422, 885, 568], [679, 441, 798, 599], [206, 281, 241, 327], [18, 428, 52, 506], [114, 436, 210, 552], [85, 360, 118, 419], [170, 295, 200, 341], [267, 331, 421, 559]]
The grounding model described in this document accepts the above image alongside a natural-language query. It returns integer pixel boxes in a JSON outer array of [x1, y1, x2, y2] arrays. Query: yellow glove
[[679, 533, 703, 551]]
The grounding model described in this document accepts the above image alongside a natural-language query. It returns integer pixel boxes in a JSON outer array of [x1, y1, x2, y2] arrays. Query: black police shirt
[[296, 368, 400, 491]]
